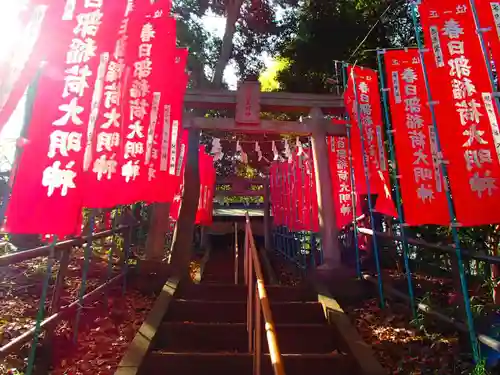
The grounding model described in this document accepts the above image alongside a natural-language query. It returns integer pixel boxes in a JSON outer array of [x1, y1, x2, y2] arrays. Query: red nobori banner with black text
[[383, 49, 450, 225], [83, 0, 136, 208], [419, 0, 500, 226]]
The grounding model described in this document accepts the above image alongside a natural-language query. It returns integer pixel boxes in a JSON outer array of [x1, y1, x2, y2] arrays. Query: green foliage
[[275, 0, 415, 93], [259, 57, 290, 91]]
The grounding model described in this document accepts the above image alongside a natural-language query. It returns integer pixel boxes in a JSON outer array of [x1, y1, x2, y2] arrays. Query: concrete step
[[155, 322, 342, 354], [175, 283, 316, 302], [141, 352, 361, 375], [164, 300, 325, 324]]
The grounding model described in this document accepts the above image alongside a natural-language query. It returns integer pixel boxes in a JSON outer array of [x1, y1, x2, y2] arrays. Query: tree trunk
[[145, 203, 171, 260], [168, 129, 201, 280], [212, 0, 244, 87]]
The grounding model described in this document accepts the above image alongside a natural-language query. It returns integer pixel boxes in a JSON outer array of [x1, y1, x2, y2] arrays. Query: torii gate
[[183, 81, 346, 269]]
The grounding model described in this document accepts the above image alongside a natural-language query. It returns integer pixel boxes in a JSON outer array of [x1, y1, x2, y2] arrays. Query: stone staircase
[[137, 247, 365, 374]]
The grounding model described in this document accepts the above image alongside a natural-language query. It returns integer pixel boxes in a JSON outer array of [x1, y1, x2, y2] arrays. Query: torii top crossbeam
[[183, 82, 347, 136]]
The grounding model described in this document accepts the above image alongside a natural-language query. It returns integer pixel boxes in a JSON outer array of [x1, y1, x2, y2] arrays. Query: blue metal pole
[[347, 63, 386, 308], [340, 67, 362, 279], [376, 49, 417, 318], [410, 1, 480, 362]]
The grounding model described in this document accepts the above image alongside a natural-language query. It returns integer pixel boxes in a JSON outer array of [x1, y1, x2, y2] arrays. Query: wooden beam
[[185, 117, 347, 136], [184, 89, 344, 115]]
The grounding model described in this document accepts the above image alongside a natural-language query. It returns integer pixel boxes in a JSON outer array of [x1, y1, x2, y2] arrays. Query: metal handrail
[[243, 213, 285, 375]]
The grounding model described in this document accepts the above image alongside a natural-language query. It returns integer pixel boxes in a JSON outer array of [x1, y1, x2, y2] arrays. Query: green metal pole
[[25, 236, 58, 375], [347, 62, 386, 308], [410, 1, 480, 362], [376, 49, 417, 319]]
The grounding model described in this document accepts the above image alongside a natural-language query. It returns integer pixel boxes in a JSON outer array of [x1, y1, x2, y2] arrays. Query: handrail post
[[254, 284, 262, 375], [235, 222, 239, 285]]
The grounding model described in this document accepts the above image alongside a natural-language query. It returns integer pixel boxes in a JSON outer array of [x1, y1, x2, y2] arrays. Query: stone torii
[[182, 80, 347, 271]]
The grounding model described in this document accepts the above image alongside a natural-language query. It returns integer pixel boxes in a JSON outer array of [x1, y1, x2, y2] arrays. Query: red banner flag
[[169, 129, 188, 222], [327, 135, 361, 229], [117, 3, 177, 204], [270, 162, 282, 226], [83, 1, 136, 208], [477, 0, 500, 67], [303, 147, 319, 232], [294, 153, 306, 231], [419, 0, 500, 226], [346, 65, 397, 218], [383, 49, 450, 225], [6, 0, 125, 235], [153, 47, 188, 203], [196, 149, 215, 225]]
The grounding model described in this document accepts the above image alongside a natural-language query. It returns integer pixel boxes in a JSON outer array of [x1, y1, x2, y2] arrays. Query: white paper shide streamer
[[284, 139, 293, 163], [236, 140, 248, 164], [211, 137, 223, 161], [255, 141, 263, 161]]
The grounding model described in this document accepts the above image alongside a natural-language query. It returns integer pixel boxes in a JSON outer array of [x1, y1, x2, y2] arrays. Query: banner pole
[[340, 65, 362, 279], [25, 235, 58, 375], [376, 49, 417, 318], [410, 1, 480, 362], [347, 64, 386, 308]]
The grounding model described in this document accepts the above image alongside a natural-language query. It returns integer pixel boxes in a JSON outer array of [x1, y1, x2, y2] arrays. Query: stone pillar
[[263, 179, 271, 249], [309, 107, 341, 269]]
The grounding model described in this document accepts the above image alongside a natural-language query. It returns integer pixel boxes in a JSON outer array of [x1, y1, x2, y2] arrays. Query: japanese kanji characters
[[346, 65, 397, 218], [53, 97, 84, 126], [328, 135, 357, 229], [42, 160, 77, 197], [418, 0, 500, 226], [383, 49, 449, 225]]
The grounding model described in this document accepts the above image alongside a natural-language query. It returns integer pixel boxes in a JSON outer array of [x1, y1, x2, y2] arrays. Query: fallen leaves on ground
[[0, 246, 125, 374], [345, 298, 475, 374], [269, 255, 478, 374], [50, 287, 155, 375], [269, 253, 305, 286], [189, 260, 201, 282]]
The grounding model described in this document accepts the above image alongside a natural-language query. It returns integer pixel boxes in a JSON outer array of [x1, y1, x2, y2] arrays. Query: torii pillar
[[309, 107, 341, 269]]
